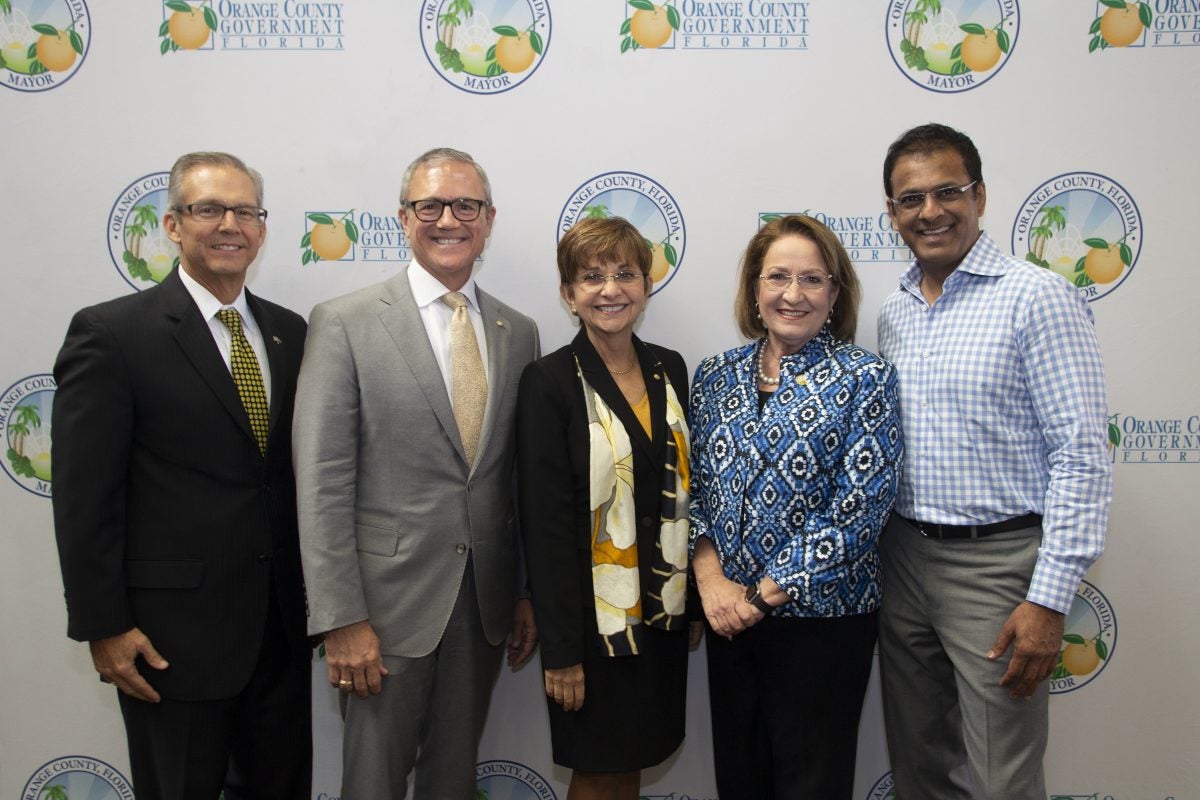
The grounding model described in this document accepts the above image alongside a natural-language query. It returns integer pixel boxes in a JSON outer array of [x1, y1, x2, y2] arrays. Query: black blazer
[[516, 330, 689, 670], [51, 268, 309, 701]]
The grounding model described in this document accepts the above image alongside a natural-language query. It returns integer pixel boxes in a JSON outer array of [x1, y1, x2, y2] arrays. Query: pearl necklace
[[756, 341, 780, 386]]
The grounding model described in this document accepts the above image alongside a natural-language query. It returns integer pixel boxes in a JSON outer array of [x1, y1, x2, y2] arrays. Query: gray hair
[[398, 147, 492, 207], [167, 152, 265, 210]]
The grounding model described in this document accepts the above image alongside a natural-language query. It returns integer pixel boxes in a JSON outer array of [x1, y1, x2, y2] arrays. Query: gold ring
[[338, 679, 353, 690]]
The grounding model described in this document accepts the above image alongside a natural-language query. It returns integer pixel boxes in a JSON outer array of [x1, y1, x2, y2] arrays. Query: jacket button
[[456, 543, 468, 554], [257, 554, 271, 563], [640, 516, 654, 528]]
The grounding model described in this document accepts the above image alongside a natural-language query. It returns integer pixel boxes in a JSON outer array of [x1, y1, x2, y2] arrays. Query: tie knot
[[217, 308, 243, 333], [441, 292, 469, 312]]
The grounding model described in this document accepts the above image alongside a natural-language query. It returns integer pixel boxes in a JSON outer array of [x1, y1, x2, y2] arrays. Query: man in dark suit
[[294, 147, 539, 798], [51, 152, 312, 800]]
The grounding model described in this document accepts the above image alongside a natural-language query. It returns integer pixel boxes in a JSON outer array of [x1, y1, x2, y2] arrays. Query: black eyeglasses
[[404, 198, 490, 222], [173, 203, 268, 226]]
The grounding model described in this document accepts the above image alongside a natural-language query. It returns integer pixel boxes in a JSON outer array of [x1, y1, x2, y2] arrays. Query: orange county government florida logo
[[1087, 0, 1151, 50], [419, 0, 550, 94], [476, 760, 557, 800], [300, 208, 413, 264], [759, 210, 912, 264], [0, 0, 90, 92], [559, 172, 686, 296], [108, 171, 179, 291], [618, 0, 809, 52], [1049, 578, 1116, 694], [158, 0, 345, 53], [1, 373, 54, 498], [885, 0, 1018, 92], [1011, 171, 1142, 302], [22, 755, 133, 800]]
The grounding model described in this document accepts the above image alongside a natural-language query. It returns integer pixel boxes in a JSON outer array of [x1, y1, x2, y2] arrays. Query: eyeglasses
[[758, 272, 835, 293], [174, 203, 268, 226], [576, 270, 643, 288], [405, 197, 490, 222], [889, 180, 979, 213]]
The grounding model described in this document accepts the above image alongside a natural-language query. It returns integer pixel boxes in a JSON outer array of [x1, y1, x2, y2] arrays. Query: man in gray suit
[[294, 147, 540, 799]]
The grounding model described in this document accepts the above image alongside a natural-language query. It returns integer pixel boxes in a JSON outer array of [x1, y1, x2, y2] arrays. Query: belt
[[898, 513, 1042, 540]]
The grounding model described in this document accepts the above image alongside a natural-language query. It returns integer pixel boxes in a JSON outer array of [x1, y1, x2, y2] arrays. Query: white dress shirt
[[178, 266, 272, 406], [407, 261, 489, 400]]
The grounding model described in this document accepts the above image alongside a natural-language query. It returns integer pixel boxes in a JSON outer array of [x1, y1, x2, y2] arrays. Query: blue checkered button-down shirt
[[877, 232, 1112, 613]]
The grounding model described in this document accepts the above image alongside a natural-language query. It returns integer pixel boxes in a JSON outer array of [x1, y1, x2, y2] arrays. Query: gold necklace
[[607, 356, 638, 375]]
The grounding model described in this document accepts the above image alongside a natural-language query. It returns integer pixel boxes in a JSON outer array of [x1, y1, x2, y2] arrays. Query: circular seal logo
[[1050, 578, 1117, 694], [476, 759, 558, 800], [419, 0, 551, 95], [1, 373, 55, 498], [107, 172, 179, 291], [1011, 171, 1142, 302], [558, 171, 686, 296], [865, 770, 896, 800], [884, 0, 1018, 93], [1, 0, 91, 92], [22, 755, 133, 800]]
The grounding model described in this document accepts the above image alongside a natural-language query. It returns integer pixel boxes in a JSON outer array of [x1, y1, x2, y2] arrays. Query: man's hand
[[324, 619, 388, 698], [987, 601, 1065, 699], [507, 597, 538, 668], [544, 663, 585, 711], [90, 628, 169, 703]]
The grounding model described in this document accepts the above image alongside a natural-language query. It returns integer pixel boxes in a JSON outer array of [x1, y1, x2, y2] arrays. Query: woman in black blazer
[[517, 216, 701, 799]]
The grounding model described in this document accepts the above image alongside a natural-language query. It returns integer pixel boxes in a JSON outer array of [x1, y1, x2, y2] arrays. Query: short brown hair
[[734, 215, 861, 343], [557, 216, 652, 285]]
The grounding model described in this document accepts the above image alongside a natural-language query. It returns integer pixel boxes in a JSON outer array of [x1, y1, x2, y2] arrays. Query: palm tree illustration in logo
[[123, 202, 166, 282], [40, 786, 69, 800], [436, 0, 475, 72], [7, 400, 50, 481], [1026, 205, 1066, 268]]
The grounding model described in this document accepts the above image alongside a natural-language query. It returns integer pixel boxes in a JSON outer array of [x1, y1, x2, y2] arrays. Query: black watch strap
[[744, 582, 773, 614]]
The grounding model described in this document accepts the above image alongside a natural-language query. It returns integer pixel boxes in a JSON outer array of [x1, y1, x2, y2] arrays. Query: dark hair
[[883, 123, 983, 199], [734, 215, 861, 343], [557, 216, 653, 285]]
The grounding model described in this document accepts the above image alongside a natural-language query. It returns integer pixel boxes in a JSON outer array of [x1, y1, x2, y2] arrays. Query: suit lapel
[[475, 288, 510, 471], [160, 269, 259, 450], [376, 270, 463, 460], [572, 331, 663, 466]]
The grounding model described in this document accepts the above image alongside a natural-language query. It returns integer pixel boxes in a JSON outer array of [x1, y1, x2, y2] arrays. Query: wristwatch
[[744, 582, 773, 614]]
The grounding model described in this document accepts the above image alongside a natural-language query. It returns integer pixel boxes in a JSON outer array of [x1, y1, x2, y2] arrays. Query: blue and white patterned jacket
[[688, 330, 903, 617]]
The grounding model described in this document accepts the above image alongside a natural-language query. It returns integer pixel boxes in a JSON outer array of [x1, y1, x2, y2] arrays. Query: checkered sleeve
[[1019, 275, 1112, 613]]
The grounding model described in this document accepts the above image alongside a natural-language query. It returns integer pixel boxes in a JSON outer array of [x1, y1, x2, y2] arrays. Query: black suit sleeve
[[51, 308, 137, 642], [517, 356, 587, 670]]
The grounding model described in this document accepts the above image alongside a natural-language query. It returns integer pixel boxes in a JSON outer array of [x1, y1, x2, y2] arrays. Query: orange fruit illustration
[[1061, 640, 1101, 676], [649, 243, 671, 282], [310, 221, 353, 261], [35, 31, 76, 72], [495, 32, 536, 73], [1084, 243, 1124, 284], [630, 5, 672, 48], [168, 6, 211, 50], [960, 30, 1002, 72], [1100, 3, 1144, 47]]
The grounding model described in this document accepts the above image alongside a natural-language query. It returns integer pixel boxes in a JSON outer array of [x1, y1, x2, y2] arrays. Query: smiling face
[[560, 258, 650, 344], [399, 160, 496, 291], [164, 164, 266, 304], [887, 148, 986, 281], [755, 234, 839, 355]]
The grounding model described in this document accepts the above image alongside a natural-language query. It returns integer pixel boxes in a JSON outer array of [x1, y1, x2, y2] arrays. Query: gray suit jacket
[[293, 267, 540, 656]]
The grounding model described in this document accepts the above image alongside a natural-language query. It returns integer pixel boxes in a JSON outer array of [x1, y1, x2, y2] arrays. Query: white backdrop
[[2, 2, 1197, 798]]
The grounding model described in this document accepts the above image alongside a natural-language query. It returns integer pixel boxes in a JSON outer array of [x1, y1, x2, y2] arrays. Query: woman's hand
[[544, 663, 585, 711], [693, 538, 763, 638]]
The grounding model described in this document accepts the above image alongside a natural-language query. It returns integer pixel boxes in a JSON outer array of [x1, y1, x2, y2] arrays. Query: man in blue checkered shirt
[[876, 123, 1112, 800]]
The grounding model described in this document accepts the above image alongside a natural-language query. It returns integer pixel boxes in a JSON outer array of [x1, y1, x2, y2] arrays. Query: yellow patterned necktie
[[441, 292, 488, 465], [217, 308, 269, 454]]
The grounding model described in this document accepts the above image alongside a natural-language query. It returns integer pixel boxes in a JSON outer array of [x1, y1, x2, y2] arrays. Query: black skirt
[[544, 622, 690, 772]]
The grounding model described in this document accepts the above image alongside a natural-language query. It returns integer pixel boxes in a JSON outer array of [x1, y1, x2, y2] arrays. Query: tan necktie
[[216, 308, 269, 454], [441, 292, 488, 465]]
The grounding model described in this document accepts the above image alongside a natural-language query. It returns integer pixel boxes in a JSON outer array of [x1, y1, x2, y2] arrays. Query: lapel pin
[[653, 373, 661, 381], [496, 319, 506, 327], [272, 336, 282, 344]]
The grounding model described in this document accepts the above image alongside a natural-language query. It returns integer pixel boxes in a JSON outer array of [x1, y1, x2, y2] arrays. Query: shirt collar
[[408, 260, 481, 312], [898, 230, 1006, 296], [177, 265, 250, 322]]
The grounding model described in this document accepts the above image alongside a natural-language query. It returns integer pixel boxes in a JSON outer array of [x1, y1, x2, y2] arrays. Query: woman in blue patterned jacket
[[689, 214, 903, 799]]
